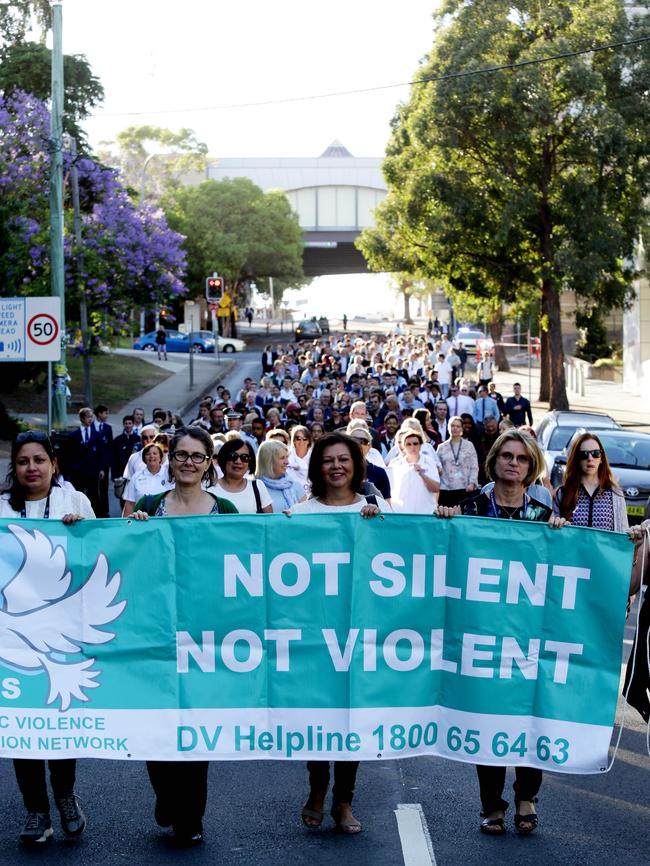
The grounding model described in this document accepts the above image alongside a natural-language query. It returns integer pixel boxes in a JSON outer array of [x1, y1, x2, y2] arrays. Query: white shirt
[[291, 494, 387, 514], [123, 465, 171, 504], [287, 448, 311, 491], [0, 487, 95, 519], [388, 454, 440, 514], [446, 395, 475, 417], [434, 361, 452, 384], [210, 478, 272, 514]]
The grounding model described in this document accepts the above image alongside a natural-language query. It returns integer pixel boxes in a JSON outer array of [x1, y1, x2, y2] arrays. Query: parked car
[[535, 410, 620, 476], [133, 329, 216, 353], [550, 428, 650, 524], [454, 326, 491, 354], [295, 319, 322, 341], [216, 335, 246, 353]]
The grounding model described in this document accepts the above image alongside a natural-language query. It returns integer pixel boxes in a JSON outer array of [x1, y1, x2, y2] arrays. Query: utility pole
[[68, 137, 93, 406], [50, 0, 67, 429]]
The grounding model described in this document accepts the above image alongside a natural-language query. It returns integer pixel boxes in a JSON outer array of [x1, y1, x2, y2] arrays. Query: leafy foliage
[[359, 0, 650, 408]]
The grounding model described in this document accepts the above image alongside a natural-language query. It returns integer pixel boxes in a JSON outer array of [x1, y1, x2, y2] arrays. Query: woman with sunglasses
[[0, 431, 92, 845], [554, 432, 628, 531], [213, 439, 272, 514], [130, 426, 236, 846], [436, 429, 566, 836], [287, 425, 312, 492], [436, 429, 567, 836]]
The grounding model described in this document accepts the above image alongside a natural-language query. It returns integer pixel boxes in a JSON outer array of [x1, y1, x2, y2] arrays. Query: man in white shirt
[[446, 384, 475, 418], [434, 353, 452, 399]]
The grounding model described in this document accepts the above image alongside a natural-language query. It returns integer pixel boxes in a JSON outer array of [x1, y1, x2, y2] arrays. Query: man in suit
[[112, 415, 140, 479], [261, 344, 278, 374], [69, 407, 107, 516], [93, 404, 113, 517]]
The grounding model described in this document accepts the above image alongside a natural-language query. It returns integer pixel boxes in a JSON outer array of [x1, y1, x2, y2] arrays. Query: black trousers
[[438, 489, 468, 508], [146, 761, 208, 834], [476, 764, 542, 814], [307, 761, 359, 805], [13, 759, 76, 813]]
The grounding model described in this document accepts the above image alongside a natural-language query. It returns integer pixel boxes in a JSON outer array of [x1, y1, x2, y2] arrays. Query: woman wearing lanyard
[[130, 426, 236, 846], [436, 430, 566, 836], [0, 431, 92, 845], [436, 415, 479, 508], [553, 432, 628, 531]]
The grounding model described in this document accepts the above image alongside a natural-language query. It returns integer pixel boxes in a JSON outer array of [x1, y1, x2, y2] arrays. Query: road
[[3, 349, 649, 864]]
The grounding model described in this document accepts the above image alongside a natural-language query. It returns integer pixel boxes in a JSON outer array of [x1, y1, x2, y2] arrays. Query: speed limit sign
[[25, 297, 62, 361]]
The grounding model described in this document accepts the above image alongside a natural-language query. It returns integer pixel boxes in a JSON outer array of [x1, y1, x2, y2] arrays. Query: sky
[[56, 1, 440, 318], [59, 0, 439, 159]]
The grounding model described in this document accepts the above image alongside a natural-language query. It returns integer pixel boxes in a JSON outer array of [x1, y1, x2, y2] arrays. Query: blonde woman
[[437, 415, 479, 508], [256, 440, 305, 512]]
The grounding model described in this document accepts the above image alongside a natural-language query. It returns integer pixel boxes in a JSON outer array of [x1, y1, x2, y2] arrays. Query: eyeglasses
[[579, 448, 602, 460], [172, 450, 209, 465], [497, 451, 531, 465], [228, 452, 251, 464], [16, 430, 49, 444], [293, 436, 309, 442]]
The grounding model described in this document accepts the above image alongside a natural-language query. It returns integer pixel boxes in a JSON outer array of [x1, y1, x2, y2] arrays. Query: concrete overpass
[[206, 141, 386, 276]]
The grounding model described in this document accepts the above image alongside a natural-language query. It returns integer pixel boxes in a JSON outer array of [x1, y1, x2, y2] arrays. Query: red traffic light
[[205, 275, 224, 302], [207, 277, 223, 291]]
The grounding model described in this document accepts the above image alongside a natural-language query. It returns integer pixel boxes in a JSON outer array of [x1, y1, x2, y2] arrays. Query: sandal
[[331, 803, 362, 835], [514, 800, 538, 834], [480, 811, 506, 835], [301, 786, 328, 829]]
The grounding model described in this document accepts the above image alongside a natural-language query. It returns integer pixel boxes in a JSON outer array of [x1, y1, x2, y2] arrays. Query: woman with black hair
[[0, 431, 91, 845], [291, 432, 383, 834], [213, 438, 272, 513], [130, 426, 236, 846]]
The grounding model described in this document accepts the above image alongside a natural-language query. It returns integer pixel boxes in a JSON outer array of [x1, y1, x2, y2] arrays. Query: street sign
[[0, 297, 62, 362]]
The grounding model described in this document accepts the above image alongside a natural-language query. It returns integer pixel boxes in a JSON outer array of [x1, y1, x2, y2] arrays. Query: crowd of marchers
[[0, 327, 647, 848]]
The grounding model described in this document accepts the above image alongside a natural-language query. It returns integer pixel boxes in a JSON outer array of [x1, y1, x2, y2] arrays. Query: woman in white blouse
[[121, 443, 171, 517], [436, 415, 479, 508], [0, 431, 91, 845], [388, 427, 440, 513], [287, 425, 312, 492]]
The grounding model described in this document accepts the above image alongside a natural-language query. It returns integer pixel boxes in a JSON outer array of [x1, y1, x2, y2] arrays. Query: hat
[[226, 410, 242, 419], [286, 401, 301, 411]]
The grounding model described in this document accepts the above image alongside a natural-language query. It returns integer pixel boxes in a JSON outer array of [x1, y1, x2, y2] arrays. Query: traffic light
[[205, 275, 224, 303]]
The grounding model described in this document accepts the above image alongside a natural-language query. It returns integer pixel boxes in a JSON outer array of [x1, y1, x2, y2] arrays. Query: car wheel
[[191, 344, 204, 353], [143, 344, 155, 352], [222, 344, 236, 353]]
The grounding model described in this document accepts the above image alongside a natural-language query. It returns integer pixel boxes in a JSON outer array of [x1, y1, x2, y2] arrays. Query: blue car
[[133, 330, 216, 354]]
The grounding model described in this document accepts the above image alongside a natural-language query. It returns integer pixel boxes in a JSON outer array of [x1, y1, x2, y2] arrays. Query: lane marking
[[395, 803, 436, 866]]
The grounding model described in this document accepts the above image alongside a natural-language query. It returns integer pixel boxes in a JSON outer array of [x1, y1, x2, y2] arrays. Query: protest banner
[[0, 514, 631, 772]]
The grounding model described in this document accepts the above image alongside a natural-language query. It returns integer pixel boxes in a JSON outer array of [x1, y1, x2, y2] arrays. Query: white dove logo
[[1, 524, 126, 711]]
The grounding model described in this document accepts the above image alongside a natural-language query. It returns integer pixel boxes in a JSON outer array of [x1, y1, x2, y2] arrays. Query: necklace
[[489, 489, 527, 520]]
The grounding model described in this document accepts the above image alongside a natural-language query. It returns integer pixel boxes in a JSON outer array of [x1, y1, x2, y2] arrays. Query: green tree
[[360, 0, 650, 409], [99, 125, 208, 202], [0, 0, 50, 45], [163, 177, 307, 298], [0, 41, 104, 149]]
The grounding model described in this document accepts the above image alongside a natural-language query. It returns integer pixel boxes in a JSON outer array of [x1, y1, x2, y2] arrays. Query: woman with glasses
[[554, 432, 628, 531], [436, 430, 566, 836], [130, 426, 236, 846], [0, 431, 92, 845], [255, 440, 306, 512], [287, 425, 312, 492], [213, 439, 272, 514], [291, 432, 384, 835], [121, 443, 170, 517]]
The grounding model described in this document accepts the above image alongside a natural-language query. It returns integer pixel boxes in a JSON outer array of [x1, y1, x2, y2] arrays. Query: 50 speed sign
[[28, 312, 59, 346]]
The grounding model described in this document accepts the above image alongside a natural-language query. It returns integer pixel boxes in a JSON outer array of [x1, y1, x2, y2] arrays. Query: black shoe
[[55, 794, 87, 838], [19, 812, 53, 845], [173, 823, 203, 847], [154, 800, 173, 828]]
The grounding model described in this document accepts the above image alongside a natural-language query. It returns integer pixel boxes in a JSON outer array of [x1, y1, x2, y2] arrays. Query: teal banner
[[0, 514, 631, 772]]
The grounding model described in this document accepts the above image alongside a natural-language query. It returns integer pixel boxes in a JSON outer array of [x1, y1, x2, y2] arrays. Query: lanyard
[[489, 489, 527, 520], [20, 493, 50, 519], [450, 440, 463, 467]]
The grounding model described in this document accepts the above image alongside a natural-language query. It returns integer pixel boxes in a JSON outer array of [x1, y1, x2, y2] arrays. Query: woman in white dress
[[388, 427, 440, 513]]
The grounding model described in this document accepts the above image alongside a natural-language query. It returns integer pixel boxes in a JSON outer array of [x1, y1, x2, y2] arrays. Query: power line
[[102, 34, 650, 118]]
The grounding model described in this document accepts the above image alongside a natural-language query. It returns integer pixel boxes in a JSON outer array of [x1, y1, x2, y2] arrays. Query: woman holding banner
[[436, 429, 566, 836], [130, 426, 236, 846], [291, 432, 384, 834], [0, 431, 91, 845]]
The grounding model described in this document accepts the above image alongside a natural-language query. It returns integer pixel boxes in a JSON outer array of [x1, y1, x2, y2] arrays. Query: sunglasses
[[16, 430, 49, 445], [579, 448, 602, 460], [228, 452, 251, 463]]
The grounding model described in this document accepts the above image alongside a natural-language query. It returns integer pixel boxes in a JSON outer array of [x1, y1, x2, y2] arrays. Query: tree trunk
[[402, 288, 413, 324], [538, 292, 550, 403], [542, 280, 569, 410], [489, 307, 510, 372]]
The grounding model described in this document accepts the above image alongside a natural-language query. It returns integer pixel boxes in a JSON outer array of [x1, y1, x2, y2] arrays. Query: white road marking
[[395, 803, 436, 866]]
